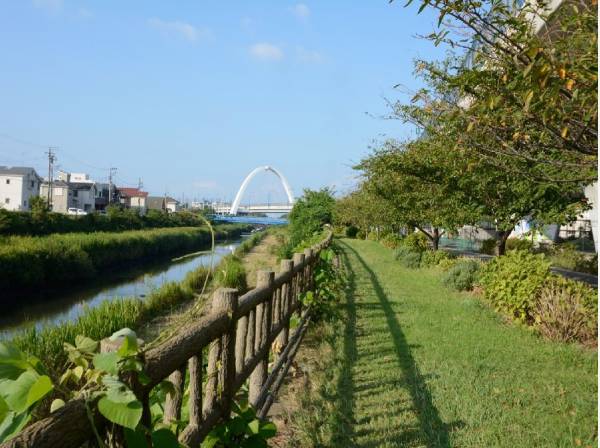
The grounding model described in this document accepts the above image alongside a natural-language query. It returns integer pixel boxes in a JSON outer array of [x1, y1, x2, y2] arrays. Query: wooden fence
[[3, 232, 332, 448]]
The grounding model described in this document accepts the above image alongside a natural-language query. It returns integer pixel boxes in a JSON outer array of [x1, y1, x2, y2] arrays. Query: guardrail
[[4, 231, 333, 448]]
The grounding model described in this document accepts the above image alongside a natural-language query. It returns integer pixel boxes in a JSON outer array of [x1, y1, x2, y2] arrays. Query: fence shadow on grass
[[341, 241, 458, 448]]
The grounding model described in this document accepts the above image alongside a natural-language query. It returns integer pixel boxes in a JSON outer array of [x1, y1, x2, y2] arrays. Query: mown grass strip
[[288, 239, 597, 447]]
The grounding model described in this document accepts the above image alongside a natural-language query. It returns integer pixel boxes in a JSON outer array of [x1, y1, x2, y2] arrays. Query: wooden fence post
[[203, 288, 238, 419], [304, 248, 314, 290], [276, 260, 293, 356], [292, 253, 305, 308], [249, 271, 274, 407], [163, 364, 186, 426]]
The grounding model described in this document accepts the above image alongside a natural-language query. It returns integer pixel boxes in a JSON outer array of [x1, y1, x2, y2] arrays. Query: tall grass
[[214, 255, 248, 292], [0, 224, 250, 291]]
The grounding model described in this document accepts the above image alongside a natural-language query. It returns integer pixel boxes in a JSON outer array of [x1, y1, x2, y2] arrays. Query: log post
[[163, 364, 186, 426], [292, 253, 305, 308], [249, 271, 274, 407], [216, 288, 238, 418], [304, 248, 313, 290], [235, 314, 248, 376], [275, 260, 293, 356], [203, 288, 238, 419]]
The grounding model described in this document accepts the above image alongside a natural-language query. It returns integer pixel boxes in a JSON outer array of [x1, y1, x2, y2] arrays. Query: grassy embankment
[[0, 223, 250, 291], [6, 224, 255, 374], [281, 239, 597, 448]]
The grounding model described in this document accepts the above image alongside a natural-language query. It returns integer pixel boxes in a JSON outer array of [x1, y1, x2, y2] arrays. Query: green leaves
[[0, 344, 54, 443], [98, 396, 143, 430]]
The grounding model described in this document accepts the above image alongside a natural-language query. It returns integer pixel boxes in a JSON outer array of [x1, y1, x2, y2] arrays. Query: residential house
[[0, 166, 42, 211], [40, 178, 96, 213], [118, 187, 148, 214], [146, 196, 181, 213], [51, 171, 96, 213]]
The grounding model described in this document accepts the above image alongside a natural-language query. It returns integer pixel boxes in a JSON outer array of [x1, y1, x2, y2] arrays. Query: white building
[[0, 166, 42, 211]]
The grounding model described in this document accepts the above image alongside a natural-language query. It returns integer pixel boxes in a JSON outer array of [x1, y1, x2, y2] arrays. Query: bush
[[395, 246, 422, 269], [366, 231, 379, 241], [380, 233, 402, 249], [356, 230, 366, 240], [480, 238, 497, 255], [534, 276, 597, 344], [505, 237, 534, 252], [400, 232, 429, 253], [441, 260, 481, 291], [421, 250, 451, 267], [438, 257, 458, 271], [345, 225, 359, 238], [480, 251, 551, 322]]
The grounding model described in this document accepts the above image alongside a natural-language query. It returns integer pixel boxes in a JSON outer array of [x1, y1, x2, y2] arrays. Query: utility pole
[[46, 147, 57, 209], [108, 167, 117, 205], [138, 178, 143, 190]]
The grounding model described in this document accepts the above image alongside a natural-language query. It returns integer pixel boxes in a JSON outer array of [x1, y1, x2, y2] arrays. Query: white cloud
[[147, 18, 212, 43], [249, 43, 284, 61], [32, 0, 63, 12], [296, 46, 324, 63], [290, 3, 310, 20]]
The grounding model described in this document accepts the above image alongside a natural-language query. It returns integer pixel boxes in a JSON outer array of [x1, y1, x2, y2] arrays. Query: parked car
[[67, 208, 88, 215]]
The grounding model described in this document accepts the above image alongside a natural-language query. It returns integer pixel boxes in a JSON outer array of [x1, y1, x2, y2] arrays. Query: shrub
[[534, 276, 598, 344], [421, 250, 451, 267], [441, 260, 481, 291], [356, 230, 366, 240], [380, 233, 402, 249], [366, 231, 379, 241], [505, 237, 534, 252], [479, 238, 497, 255], [438, 257, 458, 271], [400, 232, 429, 253], [182, 266, 211, 292], [215, 255, 248, 292], [480, 251, 551, 322], [345, 225, 359, 238], [395, 246, 422, 269]]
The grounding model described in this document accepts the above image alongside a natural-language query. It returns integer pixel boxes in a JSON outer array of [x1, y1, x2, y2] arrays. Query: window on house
[[24, 200, 27, 206], [4, 198, 9, 204], [73, 190, 79, 197], [30, 181, 34, 188], [5, 179, 9, 184]]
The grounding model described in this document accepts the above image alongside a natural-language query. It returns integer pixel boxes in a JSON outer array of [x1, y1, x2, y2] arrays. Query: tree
[[357, 139, 476, 250], [334, 184, 402, 239], [392, 0, 597, 184], [288, 188, 336, 246]]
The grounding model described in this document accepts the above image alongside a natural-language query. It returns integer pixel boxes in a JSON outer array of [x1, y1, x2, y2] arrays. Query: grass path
[[285, 239, 597, 447]]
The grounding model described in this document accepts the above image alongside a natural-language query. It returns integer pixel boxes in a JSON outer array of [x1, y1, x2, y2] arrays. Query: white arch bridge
[[213, 165, 295, 215]]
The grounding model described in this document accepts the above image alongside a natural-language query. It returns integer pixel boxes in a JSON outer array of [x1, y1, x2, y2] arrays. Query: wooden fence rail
[[3, 232, 332, 448]]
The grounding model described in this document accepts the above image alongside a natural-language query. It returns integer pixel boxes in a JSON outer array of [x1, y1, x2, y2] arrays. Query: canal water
[[0, 238, 244, 339]]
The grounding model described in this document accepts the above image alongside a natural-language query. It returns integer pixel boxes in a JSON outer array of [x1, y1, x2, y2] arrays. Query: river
[[0, 238, 244, 338]]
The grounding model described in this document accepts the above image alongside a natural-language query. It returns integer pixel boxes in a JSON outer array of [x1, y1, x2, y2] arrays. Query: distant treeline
[[0, 223, 251, 291], [0, 207, 212, 236]]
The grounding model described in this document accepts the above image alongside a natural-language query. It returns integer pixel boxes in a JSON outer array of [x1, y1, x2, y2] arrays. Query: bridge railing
[[4, 231, 333, 448]]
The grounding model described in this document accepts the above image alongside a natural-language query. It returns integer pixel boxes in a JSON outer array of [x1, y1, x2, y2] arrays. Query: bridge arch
[[229, 166, 294, 215]]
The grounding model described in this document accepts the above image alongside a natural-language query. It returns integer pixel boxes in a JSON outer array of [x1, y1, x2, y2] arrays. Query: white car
[[67, 208, 88, 216]]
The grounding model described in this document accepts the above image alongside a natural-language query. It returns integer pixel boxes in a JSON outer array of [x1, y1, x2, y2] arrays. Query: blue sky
[[0, 0, 445, 203]]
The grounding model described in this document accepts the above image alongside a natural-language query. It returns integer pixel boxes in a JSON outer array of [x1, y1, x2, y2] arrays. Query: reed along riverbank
[[0, 223, 251, 291]]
